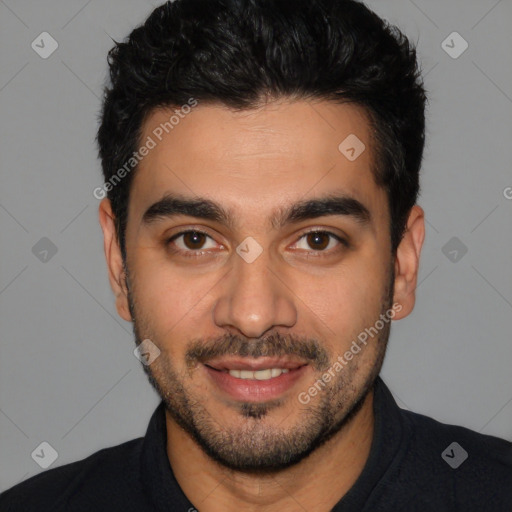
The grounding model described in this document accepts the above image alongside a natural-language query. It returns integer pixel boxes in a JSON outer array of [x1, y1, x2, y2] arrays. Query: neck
[[165, 388, 375, 512]]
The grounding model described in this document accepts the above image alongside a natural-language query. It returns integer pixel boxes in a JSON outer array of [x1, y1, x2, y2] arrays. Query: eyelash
[[165, 229, 349, 259]]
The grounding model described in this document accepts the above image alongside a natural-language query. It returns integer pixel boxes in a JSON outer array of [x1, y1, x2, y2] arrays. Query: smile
[[204, 362, 310, 402]]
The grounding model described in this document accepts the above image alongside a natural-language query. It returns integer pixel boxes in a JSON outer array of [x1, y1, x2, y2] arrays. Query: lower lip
[[204, 364, 309, 402]]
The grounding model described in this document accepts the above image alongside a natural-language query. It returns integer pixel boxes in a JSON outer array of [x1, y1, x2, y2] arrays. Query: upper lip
[[204, 356, 308, 371]]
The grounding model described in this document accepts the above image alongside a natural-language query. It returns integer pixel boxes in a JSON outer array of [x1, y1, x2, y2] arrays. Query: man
[[1, 0, 511, 510]]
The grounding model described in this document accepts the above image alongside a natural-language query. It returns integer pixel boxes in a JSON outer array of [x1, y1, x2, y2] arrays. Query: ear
[[392, 205, 425, 320], [98, 198, 132, 322]]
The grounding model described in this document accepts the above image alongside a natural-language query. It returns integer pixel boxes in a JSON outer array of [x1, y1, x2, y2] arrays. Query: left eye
[[292, 231, 346, 252]]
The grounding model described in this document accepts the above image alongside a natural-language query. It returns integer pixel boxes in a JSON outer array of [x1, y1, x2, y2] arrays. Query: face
[[100, 99, 422, 472]]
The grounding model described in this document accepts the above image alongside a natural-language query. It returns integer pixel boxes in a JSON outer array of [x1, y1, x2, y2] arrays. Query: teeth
[[228, 368, 290, 380]]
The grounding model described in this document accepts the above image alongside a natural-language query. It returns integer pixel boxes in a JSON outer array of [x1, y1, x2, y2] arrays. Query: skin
[[99, 99, 424, 511]]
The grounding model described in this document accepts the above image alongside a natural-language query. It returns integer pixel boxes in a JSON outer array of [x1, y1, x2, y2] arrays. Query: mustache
[[185, 332, 331, 372]]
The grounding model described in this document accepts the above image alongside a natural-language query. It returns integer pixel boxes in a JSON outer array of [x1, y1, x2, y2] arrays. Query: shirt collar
[[331, 376, 405, 510], [139, 400, 195, 510]]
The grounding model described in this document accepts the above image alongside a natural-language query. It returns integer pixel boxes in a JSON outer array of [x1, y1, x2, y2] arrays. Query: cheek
[[302, 251, 387, 341], [130, 250, 218, 333]]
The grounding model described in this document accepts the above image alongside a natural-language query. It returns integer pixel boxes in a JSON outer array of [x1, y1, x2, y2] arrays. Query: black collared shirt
[[1, 376, 511, 511]]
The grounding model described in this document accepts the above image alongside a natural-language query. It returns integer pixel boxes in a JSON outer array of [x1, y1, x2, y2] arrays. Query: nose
[[212, 247, 297, 339]]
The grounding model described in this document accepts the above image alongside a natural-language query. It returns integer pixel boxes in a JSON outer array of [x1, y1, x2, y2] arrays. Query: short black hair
[[97, 0, 427, 261]]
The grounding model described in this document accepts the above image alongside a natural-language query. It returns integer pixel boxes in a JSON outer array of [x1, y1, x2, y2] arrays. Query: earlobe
[[98, 198, 132, 322], [392, 205, 425, 320]]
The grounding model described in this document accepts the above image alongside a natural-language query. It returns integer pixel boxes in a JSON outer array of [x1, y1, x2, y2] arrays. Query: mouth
[[203, 357, 310, 401], [205, 355, 307, 372], [209, 367, 294, 380]]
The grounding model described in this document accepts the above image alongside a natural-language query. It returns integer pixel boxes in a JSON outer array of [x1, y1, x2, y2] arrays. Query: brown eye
[[292, 230, 348, 254], [182, 231, 208, 250], [167, 230, 219, 258], [306, 232, 330, 250]]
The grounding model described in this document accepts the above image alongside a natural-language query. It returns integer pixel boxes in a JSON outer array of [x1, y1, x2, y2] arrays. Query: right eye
[[166, 230, 223, 258]]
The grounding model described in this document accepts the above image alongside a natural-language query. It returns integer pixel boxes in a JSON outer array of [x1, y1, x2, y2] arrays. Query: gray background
[[1, 0, 511, 491]]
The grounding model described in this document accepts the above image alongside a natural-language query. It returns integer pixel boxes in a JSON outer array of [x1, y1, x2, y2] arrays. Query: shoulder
[[402, 407, 512, 468], [0, 437, 145, 511], [396, 407, 512, 509]]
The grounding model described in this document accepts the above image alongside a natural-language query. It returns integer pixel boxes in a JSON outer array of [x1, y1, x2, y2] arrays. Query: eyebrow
[[141, 192, 372, 230]]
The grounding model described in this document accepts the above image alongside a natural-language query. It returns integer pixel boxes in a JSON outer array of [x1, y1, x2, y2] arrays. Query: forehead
[[128, 99, 387, 231]]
